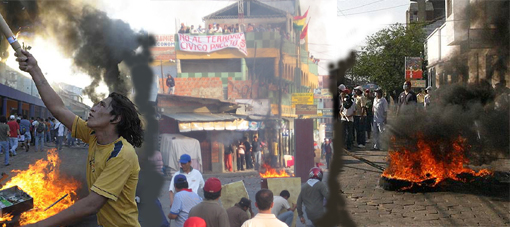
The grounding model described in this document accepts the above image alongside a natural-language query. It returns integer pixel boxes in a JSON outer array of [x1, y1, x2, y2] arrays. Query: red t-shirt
[[7, 121, 19, 138]]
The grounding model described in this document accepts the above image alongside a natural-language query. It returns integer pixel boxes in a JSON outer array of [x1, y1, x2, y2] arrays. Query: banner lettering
[[178, 33, 248, 56]]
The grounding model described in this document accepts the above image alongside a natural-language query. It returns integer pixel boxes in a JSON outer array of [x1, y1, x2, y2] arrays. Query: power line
[[339, 0, 385, 11], [341, 4, 409, 16]]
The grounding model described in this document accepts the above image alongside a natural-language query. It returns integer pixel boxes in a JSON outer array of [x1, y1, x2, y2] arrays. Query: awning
[[162, 113, 240, 122], [162, 113, 254, 132]]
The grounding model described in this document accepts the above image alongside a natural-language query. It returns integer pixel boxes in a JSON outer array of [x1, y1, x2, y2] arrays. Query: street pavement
[[0, 140, 508, 226]]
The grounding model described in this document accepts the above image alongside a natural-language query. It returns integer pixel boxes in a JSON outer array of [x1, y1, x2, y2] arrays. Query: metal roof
[[162, 113, 242, 122]]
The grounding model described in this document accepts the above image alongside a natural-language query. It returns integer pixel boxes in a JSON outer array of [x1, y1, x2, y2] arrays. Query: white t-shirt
[[241, 213, 287, 227], [169, 168, 205, 193], [55, 121, 65, 136], [373, 97, 388, 123], [271, 196, 290, 216]]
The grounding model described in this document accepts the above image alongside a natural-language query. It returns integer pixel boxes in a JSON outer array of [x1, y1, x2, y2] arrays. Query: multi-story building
[[407, 0, 446, 36], [426, 0, 509, 88], [156, 0, 319, 172]]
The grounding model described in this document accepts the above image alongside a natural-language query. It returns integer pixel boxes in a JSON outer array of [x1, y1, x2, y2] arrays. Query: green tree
[[352, 23, 426, 97]]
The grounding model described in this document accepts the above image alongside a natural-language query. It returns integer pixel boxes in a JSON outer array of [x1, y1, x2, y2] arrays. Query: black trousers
[[237, 154, 245, 170], [245, 152, 253, 169]]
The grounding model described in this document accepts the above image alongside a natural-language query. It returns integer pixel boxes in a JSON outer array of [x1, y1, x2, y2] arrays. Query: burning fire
[[382, 135, 492, 187], [2, 149, 80, 225], [259, 163, 289, 178]]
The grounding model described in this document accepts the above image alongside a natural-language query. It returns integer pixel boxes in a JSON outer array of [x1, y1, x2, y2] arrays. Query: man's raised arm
[[16, 49, 76, 129]]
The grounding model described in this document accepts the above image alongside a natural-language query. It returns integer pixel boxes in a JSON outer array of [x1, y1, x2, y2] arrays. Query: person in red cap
[[184, 217, 206, 227], [297, 167, 329, 226], [188, 177, 230, 227]]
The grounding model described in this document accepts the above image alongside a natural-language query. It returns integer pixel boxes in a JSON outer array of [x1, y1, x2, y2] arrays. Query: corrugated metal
[[162, 113, 240, 122]]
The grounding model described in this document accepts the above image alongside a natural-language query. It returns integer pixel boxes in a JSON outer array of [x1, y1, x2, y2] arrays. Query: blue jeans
[[56, 136, 64, 150], [278, 210, 294, 227], [45, 131, 51, 143], [254, 151, 261, 170], [0, 141, 8, 165], [9, 138, 18, 155], [66, 132, 75, 146], [35, 133, 45, 152]]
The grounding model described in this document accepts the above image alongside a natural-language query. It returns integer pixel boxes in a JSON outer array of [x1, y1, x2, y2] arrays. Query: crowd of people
[[159, 154, 329, 227], [178, 22, 285, 35], [224, 135, 264, 172], [0, 114, 81, 165]]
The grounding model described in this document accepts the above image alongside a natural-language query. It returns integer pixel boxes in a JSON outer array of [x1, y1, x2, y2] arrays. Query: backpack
[[36, 122, 46, 133]]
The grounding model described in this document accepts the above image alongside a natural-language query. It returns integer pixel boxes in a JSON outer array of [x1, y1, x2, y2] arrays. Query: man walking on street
[[0, 116, 11, 166], [54, 120, 65, 151], [7, 115, 19, 156], [397, 81, 417, 115], [297, 167, 329, 226], [227, 197, 254, 227], [324, 139, 332, 169], [19, 115, 31, 151], [168, 175, 203, 227], [188, 177, 230, 227], [271, 190, 297, 227], [252, 135, 262, 171], [371, 88, 388, 151], [241, 189, 287, 227], [17, 49, 143, 227], [169, 154, 205, 207], [34, 117, 46, 152]]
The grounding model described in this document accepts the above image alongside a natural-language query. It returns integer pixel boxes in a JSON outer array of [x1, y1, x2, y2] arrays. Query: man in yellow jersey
[[16, 49, 143, 227]]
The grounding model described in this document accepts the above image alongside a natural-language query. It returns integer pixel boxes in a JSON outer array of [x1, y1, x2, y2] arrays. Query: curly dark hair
[[108, 92, 144, 147]]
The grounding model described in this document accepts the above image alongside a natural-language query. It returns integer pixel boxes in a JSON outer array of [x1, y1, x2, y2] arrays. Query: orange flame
[[382, 135, 492, 187], [2, 149, 80, 225], [259, 163, 289, 178]]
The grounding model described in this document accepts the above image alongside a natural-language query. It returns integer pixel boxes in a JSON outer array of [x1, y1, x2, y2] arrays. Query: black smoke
[[2, 1, 162, 226], [387, 1, 509, 166]]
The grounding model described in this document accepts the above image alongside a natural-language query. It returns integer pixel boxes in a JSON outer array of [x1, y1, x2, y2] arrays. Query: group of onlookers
[[224, 135, 264, 172]]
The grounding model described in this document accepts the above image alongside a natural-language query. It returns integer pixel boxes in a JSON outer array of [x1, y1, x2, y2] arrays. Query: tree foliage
[[352, 23, 426, 96]]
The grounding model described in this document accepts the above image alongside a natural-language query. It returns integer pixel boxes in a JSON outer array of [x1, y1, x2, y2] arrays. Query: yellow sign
[[291, 93, 314, 105]]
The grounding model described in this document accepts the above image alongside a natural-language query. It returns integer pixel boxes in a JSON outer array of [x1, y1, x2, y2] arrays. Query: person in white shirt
[[169, 154, 205, 208], [371, 88, 388, 150], [54, 120, 65, 150], [340, 89, 355, 150], [424, 86, 432, 108], [270, 190, 296, 227], [241, 189, 287, 227]]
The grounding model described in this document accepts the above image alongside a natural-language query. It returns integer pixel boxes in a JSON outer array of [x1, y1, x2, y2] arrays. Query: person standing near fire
[[0, 116, 11, 166], [237, 140, 246, 171], [16, 49, 143, 227], [166, 73, 175, 95], [397, 81, 417, 115], [243, 136, 253, 169], [371, 88, 388, 151], [7, 115, 19, 157], [252, 135, 262, 171]]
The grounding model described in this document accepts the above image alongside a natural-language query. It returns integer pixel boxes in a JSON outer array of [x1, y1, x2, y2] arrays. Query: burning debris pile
[[259, 163, 290, 178], [0, 149, 80, 226], [381, 83, 509, 191]]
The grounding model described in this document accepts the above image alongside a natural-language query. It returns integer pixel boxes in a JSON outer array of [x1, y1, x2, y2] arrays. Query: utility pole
[[277, 31, 284, 167]]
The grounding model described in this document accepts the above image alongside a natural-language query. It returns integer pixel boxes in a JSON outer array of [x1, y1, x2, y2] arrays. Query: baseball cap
[[174, 174, 187, 184], [184, 217, 206, 227], [354, 86, 363, 91], [338, 84, 346, 91], [204, 177, 222, 193], [426, 86, 432, 91], [9, 115, 15, 120], [343, 89, 351, 94], [179, 154, 191, 164], [375, 88, 383, 93], [239, 197, 251, 208]]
